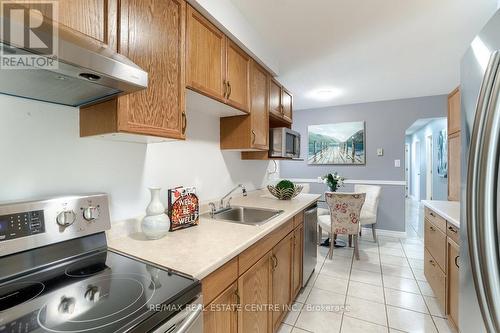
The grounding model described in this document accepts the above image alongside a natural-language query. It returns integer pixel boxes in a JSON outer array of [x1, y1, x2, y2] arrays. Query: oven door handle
[[152, 296, 203, 333]]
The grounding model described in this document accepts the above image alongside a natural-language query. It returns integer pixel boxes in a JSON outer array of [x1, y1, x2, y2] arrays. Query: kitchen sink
[[203, 206, 284, 225]]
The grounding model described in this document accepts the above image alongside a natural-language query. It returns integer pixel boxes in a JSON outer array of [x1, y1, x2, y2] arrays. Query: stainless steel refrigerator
[[461, 9, 500, 333]]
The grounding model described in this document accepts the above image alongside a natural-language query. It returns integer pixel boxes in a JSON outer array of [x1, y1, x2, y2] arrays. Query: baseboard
[[361, 227, 407, 238]]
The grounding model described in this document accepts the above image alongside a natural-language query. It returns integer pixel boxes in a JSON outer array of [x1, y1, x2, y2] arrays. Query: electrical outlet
[[394, 159, 401, 167], [377, 148, 384, 156]]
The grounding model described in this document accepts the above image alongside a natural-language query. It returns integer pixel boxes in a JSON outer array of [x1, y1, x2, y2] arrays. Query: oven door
[[151, 296, 203, 333]]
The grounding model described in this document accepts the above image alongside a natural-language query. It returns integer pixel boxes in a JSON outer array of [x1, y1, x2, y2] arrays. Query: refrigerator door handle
[[467, 49, 500, 333]]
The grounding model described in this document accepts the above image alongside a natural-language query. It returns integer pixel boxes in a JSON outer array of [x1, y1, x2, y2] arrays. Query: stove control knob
[[56, 210, 76, 227], [84, 285, 100, 303], [83, 206, 99, 222], [58, 296, 76, 314]]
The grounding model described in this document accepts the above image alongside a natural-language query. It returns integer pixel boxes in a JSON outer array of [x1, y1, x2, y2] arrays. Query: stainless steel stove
[[0, 194, 202, 333]]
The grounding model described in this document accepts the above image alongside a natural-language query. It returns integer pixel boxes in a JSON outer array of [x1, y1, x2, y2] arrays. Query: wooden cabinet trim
[[448, 87, 461, 135], [448, 132, 461, 201], [202, 256, 238, 306], [272, 232, 294, 331], [447, 238, 460, 330], [292, 224, 304, 300]]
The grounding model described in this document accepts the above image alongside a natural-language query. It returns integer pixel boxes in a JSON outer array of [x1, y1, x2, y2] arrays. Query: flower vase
[[141, 187, 170, 240]]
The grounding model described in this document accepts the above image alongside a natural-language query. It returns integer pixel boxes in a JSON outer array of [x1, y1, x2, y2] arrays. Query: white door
[[414, 140, 421, 200], [425, 135, 433, 200]]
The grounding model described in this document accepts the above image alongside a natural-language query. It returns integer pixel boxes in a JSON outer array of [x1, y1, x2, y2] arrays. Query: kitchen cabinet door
[[448, 88, 461, 135], [238, 252, 272, 333], [250, 62, 269, 150], [225, 40, 250, 112], [292, 225, 303, 299], [281, 88, 293, 123], [204, 282, 238, 333], [448, 133, 461, 201], [26, 0, 117, 47], [186, 5, 226, 102], [269, 78, 282, 119], [118, 0, 186, 139], [272, 233, 293, 331], [447, 238, 460, 330]]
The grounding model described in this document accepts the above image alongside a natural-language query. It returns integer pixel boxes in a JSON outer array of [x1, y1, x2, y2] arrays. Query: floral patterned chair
[[317, 192, 366, 260]]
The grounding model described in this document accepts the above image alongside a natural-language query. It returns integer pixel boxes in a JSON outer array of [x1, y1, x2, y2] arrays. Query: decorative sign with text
[[168, 186, 199, 231]]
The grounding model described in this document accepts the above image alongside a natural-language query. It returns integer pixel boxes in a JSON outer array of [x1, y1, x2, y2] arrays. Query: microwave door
[[270, 130, 284, 157]]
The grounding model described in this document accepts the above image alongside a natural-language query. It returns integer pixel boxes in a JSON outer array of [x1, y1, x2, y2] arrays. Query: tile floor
[[277, 203, 457, 333]]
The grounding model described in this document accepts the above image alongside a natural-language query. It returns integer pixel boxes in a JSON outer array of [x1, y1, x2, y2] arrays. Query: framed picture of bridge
[[308, 121, 366, 165]]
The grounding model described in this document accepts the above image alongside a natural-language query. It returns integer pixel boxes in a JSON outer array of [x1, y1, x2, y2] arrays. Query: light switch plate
[[377, 148, 384, 156], [394, 159, 401, 167]]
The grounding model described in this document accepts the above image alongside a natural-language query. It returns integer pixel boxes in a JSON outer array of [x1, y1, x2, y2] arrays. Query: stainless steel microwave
[[269, 127, 301, 158]]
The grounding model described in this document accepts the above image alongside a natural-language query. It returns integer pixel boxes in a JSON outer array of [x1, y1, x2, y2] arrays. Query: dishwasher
[[303, 204, 318, 287]]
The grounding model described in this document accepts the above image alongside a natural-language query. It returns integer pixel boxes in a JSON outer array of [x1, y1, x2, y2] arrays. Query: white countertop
[[421, 200, 461, 228], [107, 190, 320, 280]]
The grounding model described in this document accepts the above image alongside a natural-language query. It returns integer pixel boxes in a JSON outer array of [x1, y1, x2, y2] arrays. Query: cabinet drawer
[[425, 208, 447, 232], [446, 222, 460, 245], [424, 219, 446, 271], [424, 248, 446, 310], [239, 219, 293, 274], [202, 257, 238, 306]]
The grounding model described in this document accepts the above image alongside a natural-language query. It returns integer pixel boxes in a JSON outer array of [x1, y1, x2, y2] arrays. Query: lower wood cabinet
[[238, 252, 273, 333], [424, 207, 460, 332], [202, 210, 308, 333], [271, 233, 293, 331], [292, 225, 303, 299], [447, 237, 460, 330], [204, 282, 238, 333]]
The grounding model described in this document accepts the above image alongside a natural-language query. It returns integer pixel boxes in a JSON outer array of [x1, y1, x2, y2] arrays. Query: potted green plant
[[321, 172, 345, 192]]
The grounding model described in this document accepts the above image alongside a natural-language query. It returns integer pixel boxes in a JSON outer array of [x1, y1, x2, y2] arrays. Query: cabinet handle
[[227, 81, 232, 99], [223, 80, 228, 99], [429, 212, 435, 217], [251, 130, 256, 144], [429, 259, 436, 267], [448, 226, 458, 233], [455, 255, 460, 268], [429, 226, 436, 232], [271, 255, 278, 271], [280, 105, 284, 114], [182, 112, 187, 135]]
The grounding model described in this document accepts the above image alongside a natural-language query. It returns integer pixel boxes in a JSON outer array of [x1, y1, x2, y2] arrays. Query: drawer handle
[[448, 226, 458, 233], [429, 226, 436, 232], [455, 255, 460, 268], [271, 254, 278, 271], [181, 112, 187, 135], [430, 212, 435, 217], [227, 81, 232, 99], [251, 130, 256, 144], [429, 259, 436, 267], [223, 80, 228, 99]]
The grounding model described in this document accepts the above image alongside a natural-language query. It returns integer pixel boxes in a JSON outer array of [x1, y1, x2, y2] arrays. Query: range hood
[[0, 11, 148, 107]]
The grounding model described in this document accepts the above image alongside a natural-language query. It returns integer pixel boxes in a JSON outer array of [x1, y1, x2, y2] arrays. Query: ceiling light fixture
[[309, 88, 342, 101]]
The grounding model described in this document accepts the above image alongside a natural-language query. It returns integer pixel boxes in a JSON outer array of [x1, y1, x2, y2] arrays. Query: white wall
[[0, 95, 275, 222]]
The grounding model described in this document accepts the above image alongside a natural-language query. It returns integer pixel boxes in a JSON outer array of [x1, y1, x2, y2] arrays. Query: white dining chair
[[317, 192, 366, 260], [354, 184, 381, 242]]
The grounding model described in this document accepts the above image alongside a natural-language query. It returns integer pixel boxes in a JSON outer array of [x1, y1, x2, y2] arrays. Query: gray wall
[[406, 118, 448, 201], [281, 95, 447, 232]]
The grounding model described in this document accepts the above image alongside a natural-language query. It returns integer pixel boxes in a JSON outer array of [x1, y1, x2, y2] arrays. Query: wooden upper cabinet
[[80, 0, 187, 140], [118, 0, 186, 138], [448, 133, 461, 201], [250, 63, 269, 149], [238, 252, 272, 333], [186, 5, 226, 101], [219, 61, 268, 151], [272, 233, 293, 331], [204, 282, 238, 333], [448, 88, 461, 135], [269, 78, 282, 118], [225, 40, 250, 112], [282, 88, 293, 123], [27, 0, 117, 47]]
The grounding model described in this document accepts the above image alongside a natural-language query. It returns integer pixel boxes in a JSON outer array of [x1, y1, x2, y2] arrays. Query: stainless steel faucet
[[209, 184, 247, 217]]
